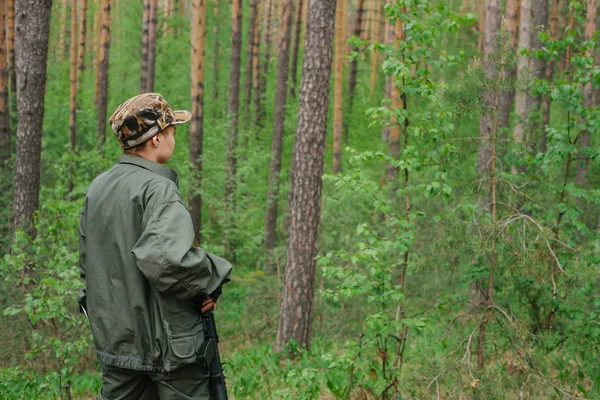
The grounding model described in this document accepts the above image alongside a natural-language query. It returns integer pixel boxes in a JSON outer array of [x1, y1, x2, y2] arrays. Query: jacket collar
[[118, 155, 179, 186]]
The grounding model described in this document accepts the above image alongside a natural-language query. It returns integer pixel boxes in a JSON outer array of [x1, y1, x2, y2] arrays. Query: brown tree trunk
[[68, 0, 78, 192], [211, 0, 219, 107], [244, 0, 259, 116], [256, 0, 273, 126], [289, 0, 304, 99], [58, 0, 68, 61], [7, 0, 15, 96], [332, 0, 345, 174], [264, 0, 292, 252], [140, 0, 150, 92], [96, 0, 111, 149], [381, 5, 394, 143], [12, 0, 52, 234], [251, 0, 261, 117], [539, 0, 559, 153], [369, 0, 381, 96], [513, 0, 532, 170], [528, 0, 548, 151], [496, 0, 519, 133], [0, 0, 9, 166], [347, 0, 365, 109], [77, 0, 88, 91], [164, 0, 174, 36], [476, 0, 501, 370], [575, 0, 596, 187], [147, 0, 158, 92], [224, 0, 242, 258], [478, 0, 484, 52], [189, 0, 206, 243], [273, 0, 336, 354]]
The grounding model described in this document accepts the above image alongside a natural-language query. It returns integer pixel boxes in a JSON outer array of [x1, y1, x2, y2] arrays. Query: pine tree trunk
[[96, 0, 111, 149], [273, 0, 336, 354], [190, 0, 206, 243], [7, 0, 15, 96], [381, 5, 394, 143], [575, 0, 596, 187], [347, 0, 365, 109], [12, 0, 52, 234], [211, 0, 219, 107], [369, 0, 381, 96], [264, 0, 292, 252], [496, 0, 519, 132], [476, 0, 501, 370], [224, 0, 243, 258], [332, 0, 345, 174], [244, 0, 259, 116], [147, 0, 158, 92], [164, 0, 174, 36], [528, 0, 548, 151], [539, 0, 559, 153], [251, 0, 261, 117], [77, 0, 88, 91], [58, 0, 68, 61], [68, 0, 78, 192], [513, 0, 532, 168], [140, 0, 150, 92], [0, 0, 10, 166], [289, 0, 304, 99], [255, 0, 273, 126]]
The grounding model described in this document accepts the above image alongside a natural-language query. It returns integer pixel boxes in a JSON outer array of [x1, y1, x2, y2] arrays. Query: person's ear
[[151, 134, 160, 147]]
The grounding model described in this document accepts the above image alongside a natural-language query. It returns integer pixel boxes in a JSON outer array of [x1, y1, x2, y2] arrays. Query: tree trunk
[[164, 0, 174, 36], [273, 0, 336, 354], [527, 0, 548, 151], [496, 0, 519, 133], [68, 0, 78, 192], [513, 0, 532, 172], [58, 0, 68, 61], [264, 0, 292, 252], [96, 0, 111, 150], [381, 6, 394, 143], [255, 0, 273, 126], [539, 0, 559, 153], [147, 0, 158, 92], [224, 0, 242, 259], [0, 0, 9, 166], [190, 0, 206, 243], [476, 0, 501, 370], [7, 0, 15, 96], [251, 0, 261, 118], [347, 0, 365, 109], [478, 0, 484, 52], [77, 0, 88, 91], [575, 0, 596, 187], [12, 0, 52, 234], [211, 0, 219, 107], [369, 0, 381, 96], [140, 0, 150, 92], [289, 0, 304, 99], [244, 0, 258, 117], [332, 0, 345, 174]]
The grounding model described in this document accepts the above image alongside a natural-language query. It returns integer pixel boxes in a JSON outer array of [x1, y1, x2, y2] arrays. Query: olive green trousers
[[100, 363, 210, 400]]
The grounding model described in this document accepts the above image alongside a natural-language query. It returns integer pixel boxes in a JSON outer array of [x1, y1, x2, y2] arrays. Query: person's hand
[[201, 298, 216, 313]]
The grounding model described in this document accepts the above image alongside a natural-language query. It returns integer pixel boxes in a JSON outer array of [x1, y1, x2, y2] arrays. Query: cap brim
[[171, 110, 192, 125]]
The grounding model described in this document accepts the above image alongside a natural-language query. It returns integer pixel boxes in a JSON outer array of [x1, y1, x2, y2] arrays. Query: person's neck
[[130, 151, 160, 164]]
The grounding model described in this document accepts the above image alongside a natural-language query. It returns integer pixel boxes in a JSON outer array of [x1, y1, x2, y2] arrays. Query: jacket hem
[[97, 350, 165, 372]]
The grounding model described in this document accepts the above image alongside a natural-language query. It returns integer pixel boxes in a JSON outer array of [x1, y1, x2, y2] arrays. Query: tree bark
[[164, 0, 174, 36], [12, 0, 52, 234], [496, 0, 519, 133], [251, 0, 261, 118], [264, 0, 292, 252], [77, 0, 88, 91], [7, 0, 15, 95], [513, 0, 532, 169], [244, 0, 259, 116], [58, 0, 68, 61], [273, 0, 336, 354], [0, 0, 10, 166], [289, 0, 304, 99], [575, 0, 596, 187], [255, 0, 273, 126], [347, 0, 365, 109], [68, 0, 77, 192], [381, 5, 394, 143], [539, 0, 559, 153], [369, 0, 381, 96], [190, 0, 206, 243], [147, 0, 158, 92], [96, 0, 111, 149], [211, 0, 219, 107], [332, 0, 345, 174], [224, 0, 242, 258], [527, 0, 548, 151], [476, 0, 501, 370], [140, 0, 150, 92]]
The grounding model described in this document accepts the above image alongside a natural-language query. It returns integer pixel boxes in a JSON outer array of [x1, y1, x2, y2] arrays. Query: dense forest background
[[0, 0, 599, 398]]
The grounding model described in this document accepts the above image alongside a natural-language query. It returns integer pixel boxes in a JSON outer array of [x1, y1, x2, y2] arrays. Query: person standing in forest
[[77, 93, 232, 399]]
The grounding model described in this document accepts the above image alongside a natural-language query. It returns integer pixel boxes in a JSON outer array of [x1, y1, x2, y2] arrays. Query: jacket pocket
[[166, 327, 204, 370]]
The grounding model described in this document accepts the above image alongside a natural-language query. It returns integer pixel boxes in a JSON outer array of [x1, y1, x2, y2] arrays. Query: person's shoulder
[[143, 174, 183, 206]]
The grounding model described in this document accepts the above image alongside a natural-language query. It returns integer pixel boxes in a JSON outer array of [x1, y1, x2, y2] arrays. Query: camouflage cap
[[109, 93, 192, 149]]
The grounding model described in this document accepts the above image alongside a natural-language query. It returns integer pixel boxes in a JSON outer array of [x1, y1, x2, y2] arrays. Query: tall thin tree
[[147, 0, 158, 92], [0, 0, 9, 166], [289, 0, 304, 99], [369, 0, 381, 96], [332, 0, 346, 173], [528, 0, 548, 150], [7, 0, 15, 97], [496, 0, 519, 132], [96, 0, 111, 149], [190, 0, 206, 242], [12, 0, 52, 233], [58, 0, 68, 61], [68, 0, 78, 192], [386, 10, 404, 191], [140, 0, 151, 92], [347, 0, 366, 109], [539, 0, 559, 153], [211, 0, 220, 107], [513, 0, 532, 173], [264, 0, 292, 252], [274, 0, 336, 353], [224, 0, 243, 258], [244, 0, 259, 117], [77, 0, 88, 91], [255, 0, 273, 126]]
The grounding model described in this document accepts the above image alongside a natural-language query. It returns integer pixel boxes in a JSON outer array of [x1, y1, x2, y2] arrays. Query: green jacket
[[78, 155, 232, 372]]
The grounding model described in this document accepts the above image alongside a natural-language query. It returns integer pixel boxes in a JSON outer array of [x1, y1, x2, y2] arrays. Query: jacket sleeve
[[132, 200, 232, 301], [77, 205, 88, 313]]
